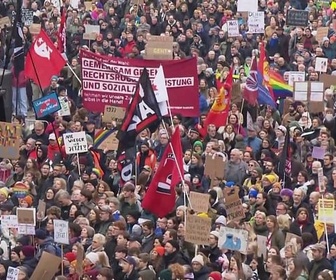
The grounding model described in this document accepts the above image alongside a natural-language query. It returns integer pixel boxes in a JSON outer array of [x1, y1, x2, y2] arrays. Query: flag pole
[[66, 63, 82, 85], [27, 50, 64, 161]]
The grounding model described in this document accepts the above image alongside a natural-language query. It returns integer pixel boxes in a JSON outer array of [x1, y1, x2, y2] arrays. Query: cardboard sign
[[17, 208, 36, 226], [185, 215, 211, 245], [257, 235, 267, 257], [32, 92, 61, 119], [83, 24, 100, 40], [93, 129, 119, 151], [18, 224, 35, 235], [315, 57, 328, 73], [227, 20, 240, 37], [144, 35, 173, 60], [248, 12, 264, 33], [22, 9, 34, 26], [318, 199, 335, 222], [1, 215, 18, 228], [189, 192, 210, 213], [312, 146, 326, 160], [223, 187, 245, 221], [76, 243, 84, 276], [286, 10, 309, 27], [84, 1, 92, 11], [29, 23, 41, 35], [6, 266, 19, 280], [37, 200, 46, 220], [218, 226, 248, 254], [30, 252, 62, 280], [58, 96, 71, 116], [0, 122, 22, 160], [53, 219, 69, 244], [320, 74, 336, 90], [204, 152, 226, 179], [63, 131, 88, 154], [285, 232, 301, 244], [0, 17, 11, 28], [316, 27, 329, 43], [102, 105, 126, 123]]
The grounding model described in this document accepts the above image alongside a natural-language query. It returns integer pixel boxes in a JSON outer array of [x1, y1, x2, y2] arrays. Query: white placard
[[18, 224, 35, 235], [6, 267, 19, 280], [53, 219, 69, 244], [248, 12, 264, 33], [311, 92, 323, 102], [50, 0, 60, 11], [63, 131, 88, 154], [218, 226, 249, 254], [287, 71, 306, 87], [295, 82, 308, 92], [70, 0, 79, 8], [58, 97, 71, 116], [311, 82, 324, 92], [227, 20, 240, 37], [237, 0, 258, 12], [315, 57, 328, 73], [1, 215, 18, 228]]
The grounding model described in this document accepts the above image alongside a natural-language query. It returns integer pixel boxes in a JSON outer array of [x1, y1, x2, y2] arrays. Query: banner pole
[[77, 153, 81, 176], [66, 62, 82, 85], [61, 243, 64, 275]]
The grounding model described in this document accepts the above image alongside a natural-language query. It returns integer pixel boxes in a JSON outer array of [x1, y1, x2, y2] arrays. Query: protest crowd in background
[[3, 0, 336, 279]]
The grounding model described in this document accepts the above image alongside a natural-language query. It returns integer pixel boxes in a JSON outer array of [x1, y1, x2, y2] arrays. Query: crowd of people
[[1, 0, 336, 280]]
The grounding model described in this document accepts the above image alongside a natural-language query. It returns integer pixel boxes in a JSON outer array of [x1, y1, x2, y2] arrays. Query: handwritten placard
[[223, 187, 245, 221], [0, 122, 22, 159], [286, 10, 309, 27], [63, 131, 88, 154], [17, 208, 36, 226], [6, 266, 19, 280], [102, 105, 126, 124], [94, 129, 119, 151], [53, 219, 69, 244], [189, 191, 210, 213], [185, 215, 211, 245], [1, 215, 18, 228], [32, 92, 61, 118]]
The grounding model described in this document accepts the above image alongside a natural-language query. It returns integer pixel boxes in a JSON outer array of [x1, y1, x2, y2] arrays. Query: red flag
[[57, 6, 66, 53], [204, 67, 233, 128], [141, 128, 183, 217], [258, 42, 275, 101], [25, 29, 66, 89], [243, 58, 258, 106]]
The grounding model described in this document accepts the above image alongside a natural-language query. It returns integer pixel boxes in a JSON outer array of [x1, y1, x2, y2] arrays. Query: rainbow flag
[[94, 128, 118, 149], [269, 70, 293, 99]]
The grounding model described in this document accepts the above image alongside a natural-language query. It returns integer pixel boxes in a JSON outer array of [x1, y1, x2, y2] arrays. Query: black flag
[[278, 126, 292, 186], [13, 0, 24, 76]]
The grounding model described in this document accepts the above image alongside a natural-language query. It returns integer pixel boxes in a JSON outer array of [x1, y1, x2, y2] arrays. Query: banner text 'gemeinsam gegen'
[[80, 50, 199, 117]]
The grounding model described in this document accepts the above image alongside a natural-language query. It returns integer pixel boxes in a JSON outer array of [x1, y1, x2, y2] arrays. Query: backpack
[[46, 243, 62, 257]]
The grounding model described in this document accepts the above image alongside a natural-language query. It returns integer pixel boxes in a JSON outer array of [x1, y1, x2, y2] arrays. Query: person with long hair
[[287, 256, 309, 280], [266, 215, 285, 250]]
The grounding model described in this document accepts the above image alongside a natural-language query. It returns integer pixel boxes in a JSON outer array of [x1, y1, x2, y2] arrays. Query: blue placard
[[32, 92, 61, 119]]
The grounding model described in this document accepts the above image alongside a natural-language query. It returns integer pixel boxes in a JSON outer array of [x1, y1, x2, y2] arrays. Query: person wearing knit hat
[[11, 246, 22, 264], [64, 252, 77, 263], [153, 246, 165, 257], [158, 269, 173, 280], [208, 271, 222, 280], [90, 168, 102, 179], [19, 195, 33, 208], [191, 254, 206, 276], [280, 188, 293, 198], [193, 140, 203, 155], [85, 252, 99, 265], [20, 246, 35, 260]]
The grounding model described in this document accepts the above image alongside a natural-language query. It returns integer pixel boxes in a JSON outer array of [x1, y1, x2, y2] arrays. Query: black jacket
[[289, 220, 318, 243], [308, 258, 332, 280]]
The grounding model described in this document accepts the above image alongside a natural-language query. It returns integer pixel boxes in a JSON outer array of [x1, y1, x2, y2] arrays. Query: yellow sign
[[318, 199, 335, 222]]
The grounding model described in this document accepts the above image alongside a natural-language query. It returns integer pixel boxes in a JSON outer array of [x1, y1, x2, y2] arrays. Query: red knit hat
[[154, 246, 165, 256], [64, 252, 76, 263], [208, 271, 222, 280]]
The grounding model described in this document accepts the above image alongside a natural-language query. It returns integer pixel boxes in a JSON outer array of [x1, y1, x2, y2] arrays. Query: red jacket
[[136, 149, 157, 171]]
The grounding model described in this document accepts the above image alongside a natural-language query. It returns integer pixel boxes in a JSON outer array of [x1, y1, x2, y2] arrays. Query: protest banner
[[83, 24, 100, 40], [102, 105, 126, 123], [63, 131, 88, 154], [6, 266, 19, 280], [0, 122, 22, 159], [29, 23, 41, 35], [227, 20, 240, 37], [318, 199, 335, 222], [0, 17, 11, 28], [94, 129, 119, 151], [17, 208, 36, 226], [54, 219, 69, 244], [21, 8, 34, 26], [223, 187, 245, 221], [286, 10, 309, 27], [218, 226, 248, 254], [185, 215, 211, 245], [32, 92, 61, 119], [189, 191, 210, 213], [80, 50, 199, 116], [30, 252, 62, 280], [58, 97, 71, 116], [248, 12, 264, 33], [1, 215, 18, 228]]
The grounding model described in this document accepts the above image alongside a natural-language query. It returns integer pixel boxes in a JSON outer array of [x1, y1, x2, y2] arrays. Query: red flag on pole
[[204, 67, 233, 128], [243, 58, 259, 106], [25, 29, 66, 89], [57, 6, 66, 53], [141, 128, 183, 217]]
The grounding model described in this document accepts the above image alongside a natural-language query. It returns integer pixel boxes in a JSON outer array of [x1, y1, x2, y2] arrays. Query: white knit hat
[[85, 252, 99, 264], [192, 255, 204, 266]]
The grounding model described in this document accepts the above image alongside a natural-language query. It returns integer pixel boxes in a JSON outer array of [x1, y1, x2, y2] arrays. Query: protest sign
[[286, 71, 306, 87], [29, 23, 41, 34], [285, 232, 301, 244], [102, 105, 126, 123], [312, 146, 325, 160], [80, 50, 199, 116], [218, 226, 248, 254], [223, 187, 245, 221], [0, 122, 21, 159], [189, 192, 210, 213], [316, 27, 329, 44], [227, 20, 240, 37], [318, 167, 325, 193], [54, 219, 69, 244], [94, 129, 119, 151], [32, 92, 61, 119], [70, 0, 79, 9], [37, 200, 47, 220], [58, 97, 71, 116], [63, 131, 88, 154], [17, 208, 36, 226], [0, 17, 11, 28], [83, 24, 100, 40], [6, 267, 19, 280], [318, 199, 335, 222], [237, 0, 258, 12], [248, 12, 264, 33], [204, 152, 226, 179], [50, 0, 61, 11], [76, 243, 84, 276], [30, 252, 62, 280], [144, 35, 173, 60], [320, 74, 336, 90], [294, 82, 308, 101], [21, 9, 33, 26], [286, 10, 309, 27], [315, 57, 328, 72], [1, 215, 18, 228], [18, 224, 35, 235], [185, 215, 211, 245], [257, 235, 267, 257]]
